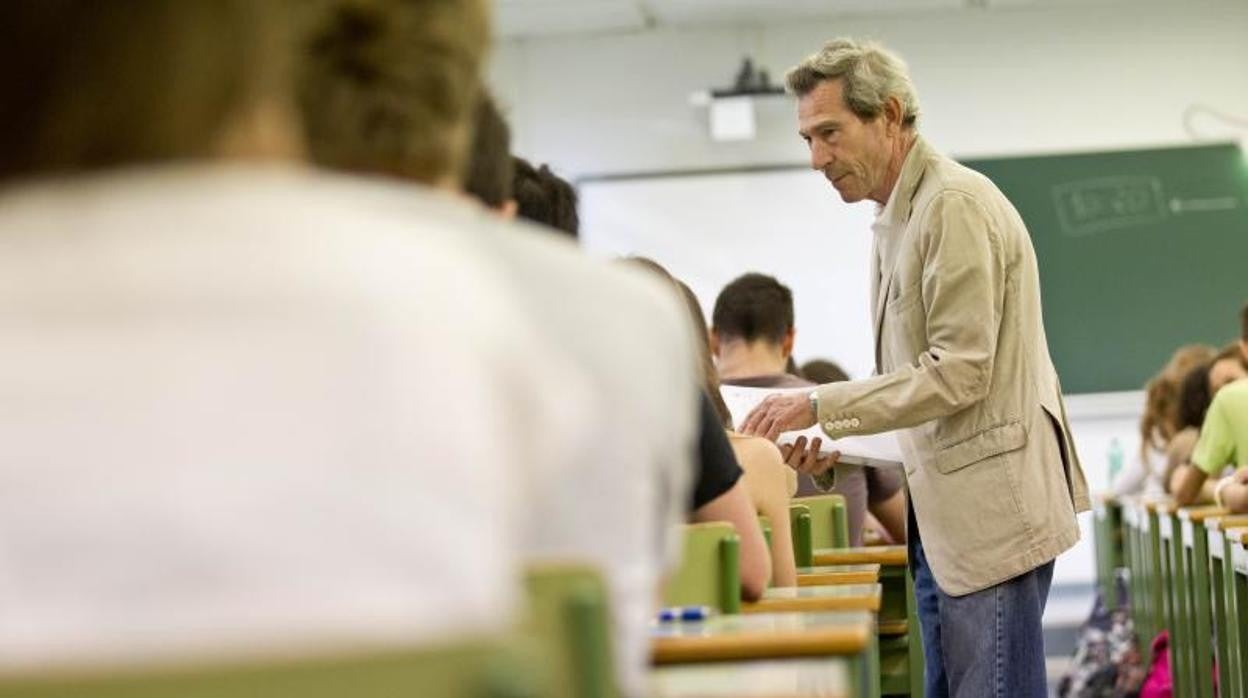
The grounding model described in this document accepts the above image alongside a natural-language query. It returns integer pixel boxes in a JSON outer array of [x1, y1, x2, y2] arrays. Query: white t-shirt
[[343, 180, 700, 695], [0, 166, 579, 674]]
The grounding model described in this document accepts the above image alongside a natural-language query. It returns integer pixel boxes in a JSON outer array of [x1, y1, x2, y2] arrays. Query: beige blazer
[[814, 136, 1090, 596]]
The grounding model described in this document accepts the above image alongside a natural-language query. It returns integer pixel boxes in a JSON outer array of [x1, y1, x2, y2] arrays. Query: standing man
[[743, 38, 1089, 697]]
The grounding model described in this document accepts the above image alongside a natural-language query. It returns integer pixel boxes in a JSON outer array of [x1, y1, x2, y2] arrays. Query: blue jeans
[[908, 504, 1054, 698]]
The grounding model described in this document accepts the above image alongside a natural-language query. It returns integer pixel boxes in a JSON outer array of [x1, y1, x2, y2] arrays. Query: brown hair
[[625, 258, 732, 428], [0, 1, 285, 181], [1241, 301, 1247, 341], [296, 0, 490, 185], [712, 272, 795, 345], [513, 157, 579, 238], [464, 93, 513, 208], [1139, 344, 1216, 458], [800, 358, 850, 384]]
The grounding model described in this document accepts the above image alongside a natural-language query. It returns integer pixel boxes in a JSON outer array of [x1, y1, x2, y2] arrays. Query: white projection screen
[[580, 167, 881, 380]]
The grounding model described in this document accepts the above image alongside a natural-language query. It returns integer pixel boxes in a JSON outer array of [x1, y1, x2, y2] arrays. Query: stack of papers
[[719, 385, 904, 469]]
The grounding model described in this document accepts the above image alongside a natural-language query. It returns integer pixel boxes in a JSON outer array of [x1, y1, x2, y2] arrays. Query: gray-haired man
[[743, 38, 1089, 697]]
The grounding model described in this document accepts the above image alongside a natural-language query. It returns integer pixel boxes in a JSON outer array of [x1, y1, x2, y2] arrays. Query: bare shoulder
[[727, 433, 786, 470]]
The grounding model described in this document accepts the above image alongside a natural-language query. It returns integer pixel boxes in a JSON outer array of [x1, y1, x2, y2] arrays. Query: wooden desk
[[795, 563, 880, 587], [812, 545, 906, 568], [742, 584, 881, 614], [651, 611, 873, 665], [652, 658, 851, 697]]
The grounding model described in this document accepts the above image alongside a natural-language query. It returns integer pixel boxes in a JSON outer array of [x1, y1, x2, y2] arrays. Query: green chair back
[[790, 505, 813, 568], [793, 494, 849, 550], [1205, 514, 1248, 698], [757, 515, 772, 548], [0, 639, 544, 698], [1155, 502, 1194, 694], [1224, 527, 1248, 698], [1092, 495, 1124, 608], [1122, 499, 1155, 662], [663, 523, 742, 614], [1177, 506, 1227, 698], [523, 562, 618, 698]]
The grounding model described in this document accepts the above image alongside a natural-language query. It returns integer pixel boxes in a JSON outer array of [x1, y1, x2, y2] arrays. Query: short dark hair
[[0, 1, 284, 181], [1240, 300, 1247, 341], [512, 157, 578, 237], [463, 94, 513, 208], [712, 273, 795, 345], [800, 359, 850, 384]]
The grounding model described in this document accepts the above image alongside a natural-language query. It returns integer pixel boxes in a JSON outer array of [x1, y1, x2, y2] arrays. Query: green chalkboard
[[962, 143, 1248, 394]]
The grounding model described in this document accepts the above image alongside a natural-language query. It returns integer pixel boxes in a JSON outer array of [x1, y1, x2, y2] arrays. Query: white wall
[[491, 0, 1248, 177], [488, 0, 1248, 588]]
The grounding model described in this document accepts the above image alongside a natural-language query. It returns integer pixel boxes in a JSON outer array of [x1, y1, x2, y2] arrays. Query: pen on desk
[[657, 605, 714, 622]]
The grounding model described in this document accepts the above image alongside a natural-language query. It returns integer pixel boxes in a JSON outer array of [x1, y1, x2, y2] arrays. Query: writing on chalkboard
[[1051, 175, 1167, 236]]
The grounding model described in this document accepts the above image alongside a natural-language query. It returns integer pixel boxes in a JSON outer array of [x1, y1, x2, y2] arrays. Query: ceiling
[[493, 0, 1092, 39]]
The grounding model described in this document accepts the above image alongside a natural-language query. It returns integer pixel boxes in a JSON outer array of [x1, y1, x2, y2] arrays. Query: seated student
[[677, 279, 797, 588], [464, 118, 770, 597], [624, 259, 777, 595], [0, 0, 564, 672], [512, 156, 579, 238], [1170, 344, 1248, 505], [1112, 344, 1217, 497], [1188, 376, 1248, 511], [298, 27, 701, 692], [711, 272, 907, 546], [1159, 365, 1221, 495]]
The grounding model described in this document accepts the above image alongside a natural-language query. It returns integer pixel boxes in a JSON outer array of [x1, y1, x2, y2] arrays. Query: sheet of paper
[[719, 384, 904, 469]]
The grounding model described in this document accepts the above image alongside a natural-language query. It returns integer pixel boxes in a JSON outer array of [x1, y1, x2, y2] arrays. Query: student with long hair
[[1111, 344, 1217, 497]]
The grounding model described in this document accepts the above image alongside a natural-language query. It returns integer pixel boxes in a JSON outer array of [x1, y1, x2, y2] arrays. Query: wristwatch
[[808, 390, 819, 419]]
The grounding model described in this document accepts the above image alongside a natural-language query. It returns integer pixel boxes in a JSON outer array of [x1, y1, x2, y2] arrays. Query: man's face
[[797, 79, 894, 204]]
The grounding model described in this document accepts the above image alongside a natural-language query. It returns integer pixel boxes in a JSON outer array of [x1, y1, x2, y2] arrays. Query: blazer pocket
[[933, 420, 1027, 474]]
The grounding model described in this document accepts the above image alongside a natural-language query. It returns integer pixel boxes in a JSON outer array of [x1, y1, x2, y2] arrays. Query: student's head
[[710, 273, 796, 368], [1178, 364, 1216, 430], [800, 358, 850, 385], [1140, 344, 1217, 453], [463, 93, 517, 217], [1175, 345, 1248, 431], [512, 158, 579, 238], [1210, 343, 1248, 393], [625, 258, 732, 428], [0, 1, 295, 182], [785, 38, 920, 204], [295, 0, 490, 188]]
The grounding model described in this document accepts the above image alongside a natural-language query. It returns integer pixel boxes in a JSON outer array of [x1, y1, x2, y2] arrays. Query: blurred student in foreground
[[0, 0, 569, 674], [295, 7, 700, 693], [464, 94, 773, 594]]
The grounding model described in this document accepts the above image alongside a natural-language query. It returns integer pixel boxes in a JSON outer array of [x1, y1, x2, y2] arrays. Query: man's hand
[[779, 436, 841, 477], [740, 393, 817, 442]]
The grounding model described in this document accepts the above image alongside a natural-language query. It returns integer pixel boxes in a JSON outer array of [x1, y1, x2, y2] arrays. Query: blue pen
[[657, 605, 714, 622]]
